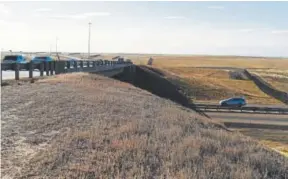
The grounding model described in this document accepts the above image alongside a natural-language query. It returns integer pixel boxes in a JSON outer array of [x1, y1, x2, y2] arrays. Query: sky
[[0, 1, 288, 57]]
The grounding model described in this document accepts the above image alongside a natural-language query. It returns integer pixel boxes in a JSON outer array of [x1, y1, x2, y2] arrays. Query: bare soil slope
[[1, 73, 288, 179]]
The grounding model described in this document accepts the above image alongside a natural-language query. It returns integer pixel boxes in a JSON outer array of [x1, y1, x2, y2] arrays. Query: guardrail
[[1, 60, 133, 81], [195, 104, 288, 115]]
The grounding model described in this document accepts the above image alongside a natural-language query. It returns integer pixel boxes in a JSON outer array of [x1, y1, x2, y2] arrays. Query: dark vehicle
[[2, 55, 27, 64]]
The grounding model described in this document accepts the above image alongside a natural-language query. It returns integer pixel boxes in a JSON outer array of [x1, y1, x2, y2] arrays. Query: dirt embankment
[[2, 73, 288, 178], [113, 65, 205, 115], [244, 70, 288, 105]]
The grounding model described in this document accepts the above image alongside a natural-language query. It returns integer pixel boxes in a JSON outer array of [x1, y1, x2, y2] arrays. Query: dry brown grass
[[250, 69, 288, 92], [151, 55, 288, 69], [1, 73, 288, 179], [237, 129, 288, 157], [157, 67, 281, 104]]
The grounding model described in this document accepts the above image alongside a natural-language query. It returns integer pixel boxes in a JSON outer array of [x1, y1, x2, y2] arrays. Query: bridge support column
[[45, 62, 50, 76], [29, 61, 33, 78]]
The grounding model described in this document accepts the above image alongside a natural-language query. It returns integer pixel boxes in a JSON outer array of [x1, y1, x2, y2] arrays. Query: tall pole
[[56, 37, 58, 54], [88, 22, 91, 58]]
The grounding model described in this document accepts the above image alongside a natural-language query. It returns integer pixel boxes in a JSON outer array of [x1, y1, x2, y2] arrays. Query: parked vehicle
[[31, 56, 53, 63], [219, 97, 246, 107], [2, 55, 27, 64]]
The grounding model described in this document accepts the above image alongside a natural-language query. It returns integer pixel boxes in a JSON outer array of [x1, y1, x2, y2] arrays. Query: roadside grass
[[1, 73, 288, 178], [156, 67, 281, 104], [249, 69, 288, 92]]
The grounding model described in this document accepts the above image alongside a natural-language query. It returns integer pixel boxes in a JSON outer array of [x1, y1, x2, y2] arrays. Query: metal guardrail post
[[80, 61, 83, 69], [66, 61, 71, 70], [14, 63, 20, 80], [45, 61, 50, 76], [40, 62, 44, 76], [74, 61, 78, 71], [93, 61, 96, 68], [50, 61, 54, 75], [29, 61, 33, 78]]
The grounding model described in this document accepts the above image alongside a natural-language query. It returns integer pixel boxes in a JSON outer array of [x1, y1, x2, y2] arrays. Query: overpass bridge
[[1, 60, 134, 81]]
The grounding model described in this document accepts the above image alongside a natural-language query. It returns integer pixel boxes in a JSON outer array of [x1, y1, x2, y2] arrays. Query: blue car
[[219, 97, 246, 107], [31, 56, 53, 63], [2, 55, 27, 64]]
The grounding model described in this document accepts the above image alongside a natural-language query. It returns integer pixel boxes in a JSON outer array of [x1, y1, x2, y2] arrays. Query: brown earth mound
[[1, 73, 288, 179]]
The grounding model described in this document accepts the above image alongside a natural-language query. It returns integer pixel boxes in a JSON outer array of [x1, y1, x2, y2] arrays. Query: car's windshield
[[3, 56, 18, 61]]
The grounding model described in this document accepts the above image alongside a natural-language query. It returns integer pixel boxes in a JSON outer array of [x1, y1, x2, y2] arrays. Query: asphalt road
[[209, 112, 288, 126], [195, 102, 287, 108]]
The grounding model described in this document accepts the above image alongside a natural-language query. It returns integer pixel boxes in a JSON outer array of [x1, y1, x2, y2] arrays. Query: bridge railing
[[1, 60, 133, 81], [195, 104, 288, 115]]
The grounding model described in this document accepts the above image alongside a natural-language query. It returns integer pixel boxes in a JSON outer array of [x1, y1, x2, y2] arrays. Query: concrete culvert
[[229, 70, 250, 80]]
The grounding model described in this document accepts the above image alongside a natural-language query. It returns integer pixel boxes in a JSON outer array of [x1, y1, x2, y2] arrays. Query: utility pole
[[88, 21, 92, 58]]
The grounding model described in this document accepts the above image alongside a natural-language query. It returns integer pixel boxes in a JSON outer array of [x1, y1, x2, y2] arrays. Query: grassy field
[[128, 54, 287, 104], [150, 55, 288, 69], [250, 69, 288, 92], [155, 67, 281, 104], [2, 73, 287, 178]]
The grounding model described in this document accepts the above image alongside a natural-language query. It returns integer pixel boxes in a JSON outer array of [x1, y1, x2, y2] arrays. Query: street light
[[88, 21, 92, 58], [56, 37, 59, 54]]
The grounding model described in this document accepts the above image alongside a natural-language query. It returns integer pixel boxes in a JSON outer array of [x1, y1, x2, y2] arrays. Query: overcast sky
[[0, 1, 288, 57]]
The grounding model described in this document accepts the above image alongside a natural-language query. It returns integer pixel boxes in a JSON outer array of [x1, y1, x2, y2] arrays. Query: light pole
[[88, 21, 92, 58], [56, 37, 58, 54]]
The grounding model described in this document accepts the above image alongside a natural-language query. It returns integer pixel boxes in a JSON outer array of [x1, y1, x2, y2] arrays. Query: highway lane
[[195, 101, 287, 108], [209, 112, 288, 126]]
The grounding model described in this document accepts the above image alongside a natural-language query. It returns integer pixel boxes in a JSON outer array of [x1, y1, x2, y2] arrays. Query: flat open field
[[2, 73, 288, 178], [150, 55, 288, 70]]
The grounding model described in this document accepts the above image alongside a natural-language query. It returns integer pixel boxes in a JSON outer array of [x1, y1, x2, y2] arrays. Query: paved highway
[[195, 102, 287, 108], [209, 112, 288, 126]]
